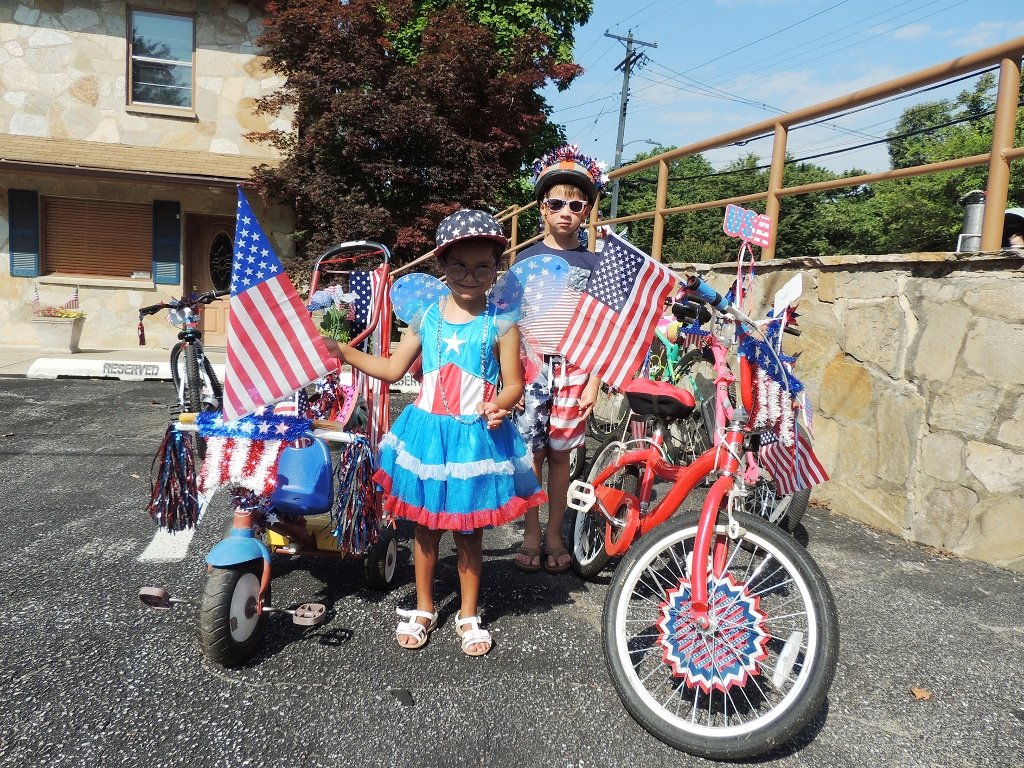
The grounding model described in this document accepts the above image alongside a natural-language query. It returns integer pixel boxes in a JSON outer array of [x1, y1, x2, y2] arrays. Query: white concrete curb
[[27, 358, 227, 382]]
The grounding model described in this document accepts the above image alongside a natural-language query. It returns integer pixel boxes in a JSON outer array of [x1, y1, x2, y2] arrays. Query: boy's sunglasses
[[543, 198, 588, 214]]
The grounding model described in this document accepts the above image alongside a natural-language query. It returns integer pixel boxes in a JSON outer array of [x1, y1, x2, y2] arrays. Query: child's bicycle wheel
[[602, 511, 839, 760], [587, 383, 630, 439], [569, 435, 639, 579]]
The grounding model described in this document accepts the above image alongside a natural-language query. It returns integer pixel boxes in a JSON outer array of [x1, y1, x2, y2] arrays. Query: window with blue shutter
[[8, 189, 40, 277], [152, 200, 181, 285]]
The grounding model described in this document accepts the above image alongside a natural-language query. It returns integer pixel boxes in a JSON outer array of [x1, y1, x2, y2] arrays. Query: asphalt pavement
[[0, 374, 1022, 768]]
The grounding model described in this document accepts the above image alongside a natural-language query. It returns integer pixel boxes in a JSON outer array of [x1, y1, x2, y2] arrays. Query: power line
[[620, 102, 1019, 186], [683, 0, 854, 74]]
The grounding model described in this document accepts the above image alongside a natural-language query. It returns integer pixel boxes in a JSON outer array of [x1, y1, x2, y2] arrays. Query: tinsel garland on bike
[[738, 323, 803, 448], [331, 437, 388, 555], [196, 410, 311, 496], [145, 425, 200, 531]]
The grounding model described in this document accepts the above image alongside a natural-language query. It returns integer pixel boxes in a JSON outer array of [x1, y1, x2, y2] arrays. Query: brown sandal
[[514, 545, 542, 573], [544, 545, 571, 574]]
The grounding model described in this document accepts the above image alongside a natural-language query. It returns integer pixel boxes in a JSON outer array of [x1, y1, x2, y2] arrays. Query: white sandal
[[395, 608, 438, 650], [455, 612, 493, 657]]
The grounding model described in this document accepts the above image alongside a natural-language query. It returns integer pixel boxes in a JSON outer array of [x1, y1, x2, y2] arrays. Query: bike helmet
[[531, 144, 607, 204], [434, 209, 507, 258]]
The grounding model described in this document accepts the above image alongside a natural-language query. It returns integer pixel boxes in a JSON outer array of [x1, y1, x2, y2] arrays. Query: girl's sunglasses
[[544, 198, 588, 214]]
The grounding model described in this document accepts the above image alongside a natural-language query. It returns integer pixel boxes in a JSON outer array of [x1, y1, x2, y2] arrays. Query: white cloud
[[890, 24, 931, 41], [951, 20, 1024, 50]]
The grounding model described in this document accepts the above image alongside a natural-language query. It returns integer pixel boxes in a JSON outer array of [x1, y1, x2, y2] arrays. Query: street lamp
[[609, 138, 659, 227]]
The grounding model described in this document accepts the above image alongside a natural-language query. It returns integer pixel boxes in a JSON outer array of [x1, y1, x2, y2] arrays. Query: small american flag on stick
[[63, 286, 79, 310], [759, 431, 829, 496], [559, 234, 677, 390], [221, 187, 337, 421]]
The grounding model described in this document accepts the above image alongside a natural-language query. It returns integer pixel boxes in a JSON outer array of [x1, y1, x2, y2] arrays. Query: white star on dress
[[441, 331, 465, 354]]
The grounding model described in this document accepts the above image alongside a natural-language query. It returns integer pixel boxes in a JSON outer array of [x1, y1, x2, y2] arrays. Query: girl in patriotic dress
[[323, 209, 568, 656]]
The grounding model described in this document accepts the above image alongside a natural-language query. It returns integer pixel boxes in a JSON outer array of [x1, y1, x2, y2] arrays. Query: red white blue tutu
[[373, 302, 545, 530]]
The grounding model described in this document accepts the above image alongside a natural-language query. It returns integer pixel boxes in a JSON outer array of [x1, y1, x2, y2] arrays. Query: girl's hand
[[478, 401, 509, 430], [322, 337, 349, 361]]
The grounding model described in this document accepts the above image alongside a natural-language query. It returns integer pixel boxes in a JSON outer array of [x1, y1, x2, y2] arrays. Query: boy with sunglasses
[[512, 145, 607, 574]]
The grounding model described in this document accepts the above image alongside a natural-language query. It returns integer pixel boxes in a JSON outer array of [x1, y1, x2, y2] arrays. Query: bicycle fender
[[206, 536, 270, 568]]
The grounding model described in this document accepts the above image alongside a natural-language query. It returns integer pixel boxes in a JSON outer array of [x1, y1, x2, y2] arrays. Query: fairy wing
[[488, 255, 570, 325], [489, 255, 570, 384], [390, 273, 447, 331]]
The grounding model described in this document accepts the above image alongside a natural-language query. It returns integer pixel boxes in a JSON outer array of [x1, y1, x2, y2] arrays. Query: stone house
[[1, 1, 292, 351]]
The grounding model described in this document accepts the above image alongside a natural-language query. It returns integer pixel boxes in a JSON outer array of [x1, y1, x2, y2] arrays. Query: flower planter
[[32, 316, 85, 353]]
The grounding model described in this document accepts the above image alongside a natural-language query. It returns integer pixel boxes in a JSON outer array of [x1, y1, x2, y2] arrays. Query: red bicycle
[[567, 282, 808, 578], [579, 276, 838, 759]]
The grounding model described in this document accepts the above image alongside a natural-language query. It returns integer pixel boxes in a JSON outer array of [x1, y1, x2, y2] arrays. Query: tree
[[248, 0, 591, 269]]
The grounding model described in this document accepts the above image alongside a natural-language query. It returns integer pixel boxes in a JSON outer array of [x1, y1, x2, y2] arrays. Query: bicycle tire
[[170, 342, 222, 410], [779, 487, 811, 534], [198, 559, 269, 666], [588, 383, 630, 440], [569, 435, 639, 579], [602, 511, 839, 760], [170, 342, 202, 413], [670, 349, 715, 464]]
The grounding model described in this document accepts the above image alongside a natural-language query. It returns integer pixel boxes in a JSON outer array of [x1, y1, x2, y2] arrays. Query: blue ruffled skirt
[[373, 405, 545, 530]]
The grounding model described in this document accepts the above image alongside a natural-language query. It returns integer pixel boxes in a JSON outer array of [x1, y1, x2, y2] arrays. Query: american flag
[[31, 284, 40, 314], [559, 234, 678, 390], [759, 431, 829, 496], [221, 188, 337, 421], [678, 322, 709, 351], [63, 286, 79, 310], [348, 270, 373, 350]]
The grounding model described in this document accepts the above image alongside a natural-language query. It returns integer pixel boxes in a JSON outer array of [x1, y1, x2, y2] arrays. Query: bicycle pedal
[[291, 603, 327, 627], [566, 480, 596, 513]]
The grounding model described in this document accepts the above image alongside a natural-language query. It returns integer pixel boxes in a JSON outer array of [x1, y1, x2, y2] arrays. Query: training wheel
[[138, 586, 173, 611], [292, 603, 327, 627]]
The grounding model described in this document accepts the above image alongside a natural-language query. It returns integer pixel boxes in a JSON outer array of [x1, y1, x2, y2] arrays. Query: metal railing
[[500, 35, 1024, 262]]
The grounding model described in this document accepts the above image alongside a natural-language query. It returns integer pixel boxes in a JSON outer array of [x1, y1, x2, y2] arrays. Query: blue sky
[[543, 0, 1024, 173]]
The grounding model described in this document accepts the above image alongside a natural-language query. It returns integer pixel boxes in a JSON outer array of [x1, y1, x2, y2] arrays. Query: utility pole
[[605, 30, 657, 226]]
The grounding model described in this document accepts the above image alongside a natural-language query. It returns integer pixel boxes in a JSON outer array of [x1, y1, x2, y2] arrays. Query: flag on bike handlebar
[[559, 233, 677, 390], [759, 431, 828, 496], [221, 187, 337, 421]]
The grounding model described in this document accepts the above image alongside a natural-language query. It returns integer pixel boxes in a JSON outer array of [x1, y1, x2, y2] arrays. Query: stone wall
[[672, 252, 1024, 572], [1, 1, 287, 151]]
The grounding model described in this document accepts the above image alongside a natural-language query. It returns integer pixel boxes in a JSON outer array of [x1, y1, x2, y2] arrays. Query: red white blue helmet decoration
[[531, 144, 608, 204], [434, 208, 508, 258]]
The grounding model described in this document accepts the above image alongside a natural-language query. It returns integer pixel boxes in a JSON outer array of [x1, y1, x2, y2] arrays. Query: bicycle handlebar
[[682, 275, 800, 336], [138, 289, 230, 318]]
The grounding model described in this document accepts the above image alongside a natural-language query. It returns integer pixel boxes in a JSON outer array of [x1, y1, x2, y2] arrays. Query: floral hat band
[[531, 144, 608, 204]]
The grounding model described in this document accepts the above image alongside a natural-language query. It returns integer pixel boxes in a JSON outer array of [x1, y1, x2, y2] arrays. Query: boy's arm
[[480, 325, 524, 429], [323, 328, 421, 384], [579, 373, 602, 416]]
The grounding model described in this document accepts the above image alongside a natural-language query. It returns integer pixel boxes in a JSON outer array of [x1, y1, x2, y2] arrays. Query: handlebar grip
[[671, 300, 712, 325], [214, 289, 230, 298], [138, 303, 163, 316], [783, 325, 801, 337], [685, 275, 730, 313]]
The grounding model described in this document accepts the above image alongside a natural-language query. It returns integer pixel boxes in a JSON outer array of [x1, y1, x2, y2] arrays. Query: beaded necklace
[[435, 296, 491, 424]]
